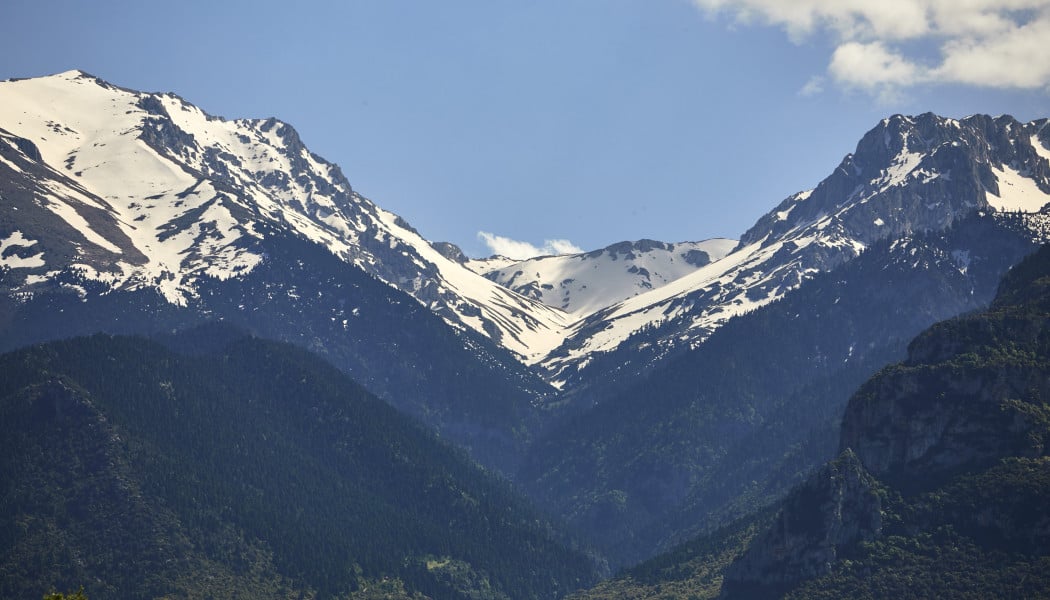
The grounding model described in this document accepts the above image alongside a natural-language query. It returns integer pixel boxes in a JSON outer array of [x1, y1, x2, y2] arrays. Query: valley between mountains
[[3, 70, 1050, 599]]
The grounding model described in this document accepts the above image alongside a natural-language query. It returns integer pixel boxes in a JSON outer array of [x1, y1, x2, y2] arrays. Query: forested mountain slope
[[522, 214, 1042, 567], [0, 328, 602, 600], [574, 243, 1050, 599]]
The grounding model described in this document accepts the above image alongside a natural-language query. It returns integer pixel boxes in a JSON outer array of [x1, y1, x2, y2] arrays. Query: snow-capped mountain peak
[[536, 113, 1050, 387], [3, 72, 1049, 389], [477, 238, 737, 318], [0, 70, 569, 360]]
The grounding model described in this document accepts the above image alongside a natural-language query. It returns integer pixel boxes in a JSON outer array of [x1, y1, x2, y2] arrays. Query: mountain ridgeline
[[541, 113, 1050, 389], [3, 70, 1050, 597], [519, 213, 1041, 567], [0, 225, 552, 475], [574, 243, 1050, 599], [0, 327, 603, 600]]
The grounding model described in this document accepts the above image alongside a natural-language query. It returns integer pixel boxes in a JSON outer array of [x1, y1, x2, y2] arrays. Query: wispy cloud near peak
[[477, 231, 584, 260]]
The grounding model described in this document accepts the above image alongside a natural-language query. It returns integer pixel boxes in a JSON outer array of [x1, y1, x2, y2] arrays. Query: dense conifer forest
[[0, 326, 601, 599], [570, 245, 1050, 599]]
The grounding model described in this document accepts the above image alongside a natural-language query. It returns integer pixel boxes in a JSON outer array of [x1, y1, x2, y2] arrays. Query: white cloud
[[828, 41, 923, 102], [799, 75, 825, 96], [829, 42, 922, 89], [477, 231, 584, 260], [933, 16, 1050, 88], [693, 0, 1050, 96]]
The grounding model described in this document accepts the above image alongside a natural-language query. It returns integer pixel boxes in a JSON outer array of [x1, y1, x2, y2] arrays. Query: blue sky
[[3, 1, 1049, 258]]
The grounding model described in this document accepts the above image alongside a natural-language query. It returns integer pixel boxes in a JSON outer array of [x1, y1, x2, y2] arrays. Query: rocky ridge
[[4, 71, 1050, 389], [720, 244, 1050, 598], [0, 70, 569, 362], [542, 114, 1050, 387]]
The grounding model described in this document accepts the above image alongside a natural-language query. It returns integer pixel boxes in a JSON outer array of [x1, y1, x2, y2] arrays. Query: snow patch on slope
[[986, 165, 1050, 213], [878, 150, 923, 190], [372, 207, 572, 361], [0, 71, 266, 304], [43, 196, 123, 254], [0, 231, 46, 268], [1032, 133, 1050, 171]]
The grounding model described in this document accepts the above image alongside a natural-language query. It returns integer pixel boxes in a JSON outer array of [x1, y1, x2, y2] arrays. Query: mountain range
[[3, 70, 1050, 597], [574, 242, 1050, 600], [7, 72, 1048, 391]]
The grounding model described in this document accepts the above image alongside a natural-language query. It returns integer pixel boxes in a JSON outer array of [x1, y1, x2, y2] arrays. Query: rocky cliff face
[[740, 114, 1050, 248], [840, 245, 1050, 484], [719, 450, 882, 599], [719, 244, 1050, 598], [839, 363, 1050, 485]]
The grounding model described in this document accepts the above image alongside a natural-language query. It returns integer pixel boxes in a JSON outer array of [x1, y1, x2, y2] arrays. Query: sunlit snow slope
[[474, 239, 737, 317], [0, 71, 570, 360], [538, 114, 1050, 385], [3, 74, 1049, 387]]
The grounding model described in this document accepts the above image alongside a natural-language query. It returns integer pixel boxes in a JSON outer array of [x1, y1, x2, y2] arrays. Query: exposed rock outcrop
[[840, 245, 1050, 484], [720, 450, 882, 599], [721, 245, 1050, 598], [840, 363, 1050, 485]]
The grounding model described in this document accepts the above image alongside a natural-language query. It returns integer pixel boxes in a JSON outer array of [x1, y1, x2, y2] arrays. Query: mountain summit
[[0, 71, 570, 471], [0, 70, 568, 361], [541, 112, 1050, 387], [2, 72, 1050, 391]]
